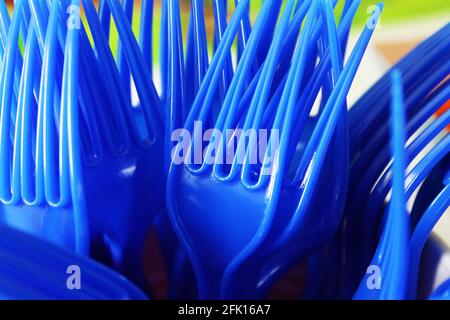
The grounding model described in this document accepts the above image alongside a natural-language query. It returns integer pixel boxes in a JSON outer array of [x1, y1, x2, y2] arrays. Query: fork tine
[[184, 0, 250, 124], [255, 0, 319, 189], [269, 0, 314, 92], [116, 0, 133, 106], [82, 0, 134, 152], [0, 1, 11, 49], [226, 0, 314, 134], [30, 0, 65, 128], [84, 0, 160, 151], [139, 0, 153, 72], [165, 0, 186, 171], [265, 0, 353, 142], [354, 69, 409, 299], [28, 0, 47, 50], [212, 0, 234, 108], [17, 0, 31, 38], [18, 22, 43, 205], [178, 0, 250, 170], [207, 0, 285, 180], [237, 0, 297, 188], [1, 0, 24, 132], [229, 0, 317, 129], [185, 0, 210, 108], [382, 70, 408, 299], [64, 0, 147, 159], [255, 0, 282, 70], [61, 1, 90, 253], [241, 0, 317, 129], [320, 0, 344, 86], [0, 0, 24, 204], [187, 0, 248, 123], [39, 0, 70, 207], [339, 0, 355, 54], [99, 0, 111, 38], [286, 0, 346, 182], [106, 0, 163, 139], [288, 0, 340, 104], [232, 0, 252, 66], [159, 0, 168, 103], [291, 0, 363, 186], [46, 0, 104, 166], [276, 4, 383, 249], [63, 0, 124, 158]]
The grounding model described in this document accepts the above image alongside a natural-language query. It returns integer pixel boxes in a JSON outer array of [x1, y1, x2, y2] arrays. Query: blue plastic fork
[[167, 0, 380, 299], [353, 70, 409, 300], [342, 26, 450, 296], [350, 87, 450, 292], [222, 0, 349, 297], [222, 1, 380, 299], [352, 73, 449, 299], [0, 0, 165, 288], [167, 0, 282, 298]]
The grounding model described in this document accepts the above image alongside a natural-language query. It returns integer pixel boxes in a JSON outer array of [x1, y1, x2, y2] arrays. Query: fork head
[[166, 0, 365, 299], [166, 0, 291, 298], [220, 0, 379, 298], [0, 0, 165, 284]]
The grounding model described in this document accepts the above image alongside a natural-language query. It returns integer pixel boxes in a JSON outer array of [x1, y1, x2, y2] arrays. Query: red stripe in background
[[436, 99, 450, 132]]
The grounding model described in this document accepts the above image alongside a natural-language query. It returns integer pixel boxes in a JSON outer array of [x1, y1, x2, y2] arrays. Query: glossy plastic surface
[[0, 0, 165, 287], [354, 70, 409, 299], [167, 0, 381, 299], [0, 225, 147, 300]]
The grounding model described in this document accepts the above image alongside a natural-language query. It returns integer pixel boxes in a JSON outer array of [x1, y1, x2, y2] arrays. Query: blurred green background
[[334, 0, 450, 25], [7, 0, 450, 26], [120, 0, 450, 62], [6, 0, 450, 31], [6, 0, 450, 62]]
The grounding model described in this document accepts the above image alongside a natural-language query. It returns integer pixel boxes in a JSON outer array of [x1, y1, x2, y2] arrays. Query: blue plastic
[[410, 167, 450, 299], [342, 26, 450, 296], [162, 0, 340, 299], [0, 225, 147, 300], [167, 0, 282, 298], [349, 23, 450, 155], [344, 82, 450, 293], [222, 1, 380, 299], [430, 276, 450, 300], [353, 109, 450, 283], [1, 0, 446, 301], [345, 40, 449, 298], [353, 70, 409, 300], [0, 0, 165, 288], [167, 0, 381, 299]]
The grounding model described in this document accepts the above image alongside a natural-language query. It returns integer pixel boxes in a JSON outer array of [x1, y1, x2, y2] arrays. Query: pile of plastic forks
[[0, 0, 448, 301]]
